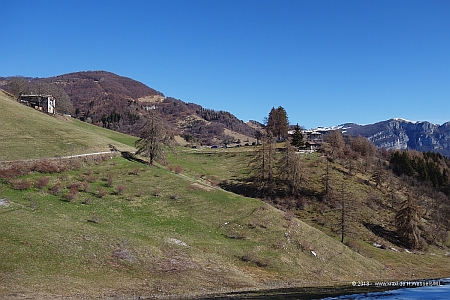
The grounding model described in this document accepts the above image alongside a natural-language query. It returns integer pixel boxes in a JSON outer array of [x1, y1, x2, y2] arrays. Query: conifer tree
[[371, 159, 385, 188], [290, 123, 305, 148], [266, 106, 289, 142], [395, 193, 422, 249]]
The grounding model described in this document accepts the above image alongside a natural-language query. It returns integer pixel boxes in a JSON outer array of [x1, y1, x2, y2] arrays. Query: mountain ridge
[[318, 118, 450, 157]]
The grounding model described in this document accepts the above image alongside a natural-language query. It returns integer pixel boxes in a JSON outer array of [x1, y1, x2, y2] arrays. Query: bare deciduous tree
[[324, 130, 345, 159], [7, 77, 30, 99], [250, 132, 277, 197], [280, 141, 304, 196], [135, 111, 175, 165]]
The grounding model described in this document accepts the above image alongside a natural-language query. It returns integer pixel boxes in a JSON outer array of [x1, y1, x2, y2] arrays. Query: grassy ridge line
[[0, 88, 15, 98], [0, 90, 137, 160]]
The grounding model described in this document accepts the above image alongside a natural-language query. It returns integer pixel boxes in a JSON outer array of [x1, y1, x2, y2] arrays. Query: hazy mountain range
[[1, 71, 449, 156]]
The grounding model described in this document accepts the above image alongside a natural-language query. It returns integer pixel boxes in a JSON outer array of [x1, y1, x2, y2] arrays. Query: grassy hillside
[[0, 89, 136, 161], [0, 154, 390, 299], [1, 91, 449, 299], [167, 147, 450, 280]]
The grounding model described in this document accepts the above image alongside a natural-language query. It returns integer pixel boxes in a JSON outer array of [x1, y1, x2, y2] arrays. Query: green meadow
[[1, 90, 449, 299]]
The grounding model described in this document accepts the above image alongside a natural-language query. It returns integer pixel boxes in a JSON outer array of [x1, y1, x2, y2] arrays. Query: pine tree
[[290, 123, 305, 148], [266, 106, 289, 142], [371, 159, 385, 188]]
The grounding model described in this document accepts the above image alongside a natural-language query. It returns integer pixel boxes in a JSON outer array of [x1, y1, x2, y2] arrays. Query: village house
[[302, 130, 323, 151], [288, 129, 324, 152], [19, 94, 56, 114]]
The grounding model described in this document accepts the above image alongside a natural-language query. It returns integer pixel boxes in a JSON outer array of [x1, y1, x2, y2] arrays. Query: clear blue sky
[[2, 0, 449, 128]]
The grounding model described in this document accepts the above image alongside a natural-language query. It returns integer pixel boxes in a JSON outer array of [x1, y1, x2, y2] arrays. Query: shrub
[[297, 240, 313, 252], [83, 170, 96, 183], [129, 167, 140, 175], [11, 179, 33, 190], [284, 211, 295, 221], [63, 187, 79, 202], [174, 165, 183, 174], [116, 185, 126, 195], [240, 252, 270, 268], [0, 163, 27, 179], [113, 248, 135, 263], [168, 165, 183, 174], [32, 160, 62, 174], [224, 228, 245, 240], [35, 176, 50, 189], [68, 182, 82, 190], [106, 172, 114, 187], [97, 186, 108, 198], [82, 198, 92, 205], [298, 196, 308, 210], [78, 181, 90, 192], [207, 176, 220, 186], [50, 183, 63, 196], [88, 214, 100, 223]]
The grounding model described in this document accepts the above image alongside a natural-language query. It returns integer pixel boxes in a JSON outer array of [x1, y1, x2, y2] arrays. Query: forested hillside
[[1, 71, 257, 144]]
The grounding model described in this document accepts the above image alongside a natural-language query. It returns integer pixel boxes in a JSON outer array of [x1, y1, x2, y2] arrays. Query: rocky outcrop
[[336, 119, 450, 157]]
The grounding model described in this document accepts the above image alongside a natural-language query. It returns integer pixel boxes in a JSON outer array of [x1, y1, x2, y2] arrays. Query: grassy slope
[[0, 90, 449, 298], [0, 90, 137, 160], [171, 149, 450, 269], [0, 155, 388, 299]]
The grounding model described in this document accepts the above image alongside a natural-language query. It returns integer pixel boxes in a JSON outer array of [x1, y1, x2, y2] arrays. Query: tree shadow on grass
[[108, 144, 149, 166], [120, 151, 149, 165], [364, 223, 405, 248], [219, 180, 260, 198]]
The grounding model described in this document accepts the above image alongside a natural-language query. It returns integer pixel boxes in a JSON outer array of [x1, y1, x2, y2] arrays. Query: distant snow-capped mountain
[[315, 118, 450, 157]]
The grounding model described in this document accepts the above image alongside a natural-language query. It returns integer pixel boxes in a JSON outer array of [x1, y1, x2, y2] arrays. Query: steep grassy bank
[[0, 90, 136, 160]]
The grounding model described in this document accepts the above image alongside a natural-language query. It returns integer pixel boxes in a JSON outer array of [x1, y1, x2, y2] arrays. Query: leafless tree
[[7, 77, 30, 99], [324, 130, 345, 159], [135, 110, 175, 165], [279, 141, 304, 196], [250, 132, 277, 197], [47, 84, 73, 114]]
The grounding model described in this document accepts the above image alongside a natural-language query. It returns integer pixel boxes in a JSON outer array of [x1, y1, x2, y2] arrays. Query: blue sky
[[1, 0, 449, 128]]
